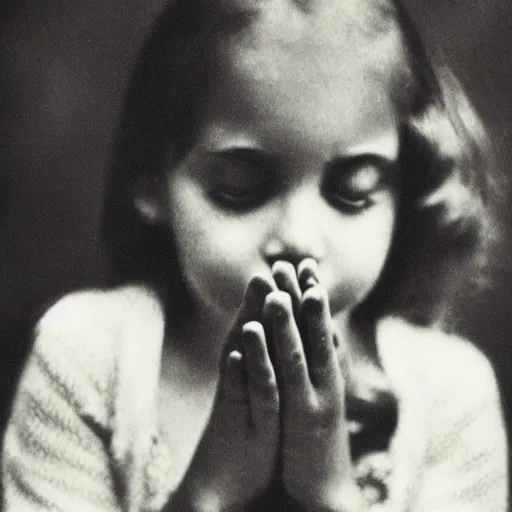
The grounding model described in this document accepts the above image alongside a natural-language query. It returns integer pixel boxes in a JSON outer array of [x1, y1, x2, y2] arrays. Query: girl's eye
[[324, 159, 388, 213], [207, 155, 273, 210]]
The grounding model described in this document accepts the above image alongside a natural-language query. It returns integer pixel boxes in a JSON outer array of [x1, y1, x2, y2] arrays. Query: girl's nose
[[262, 190, 326, 267]]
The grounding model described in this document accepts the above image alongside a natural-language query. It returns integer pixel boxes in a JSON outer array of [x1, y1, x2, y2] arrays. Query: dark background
[[1, 0, 511, 488]]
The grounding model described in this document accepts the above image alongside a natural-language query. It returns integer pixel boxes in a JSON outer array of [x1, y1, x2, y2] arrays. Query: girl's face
[[161, 13, 402, 325]]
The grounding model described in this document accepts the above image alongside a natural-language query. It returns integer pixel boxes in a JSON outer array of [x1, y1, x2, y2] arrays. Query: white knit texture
[[2, 286, 508, 511]]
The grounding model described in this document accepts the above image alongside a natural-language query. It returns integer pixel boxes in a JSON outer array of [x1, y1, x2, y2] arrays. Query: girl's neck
[[165, 299, 231, 377]]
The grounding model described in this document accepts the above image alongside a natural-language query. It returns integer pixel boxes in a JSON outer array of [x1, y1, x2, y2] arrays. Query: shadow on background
[[0, 0, 511, 493]]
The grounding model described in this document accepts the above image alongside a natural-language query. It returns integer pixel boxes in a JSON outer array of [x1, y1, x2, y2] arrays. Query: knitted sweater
[[2, 285, 508, 511]]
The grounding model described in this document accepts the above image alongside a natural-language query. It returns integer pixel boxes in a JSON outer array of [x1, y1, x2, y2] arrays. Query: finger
[[297, 257, 320, 293], [300, 285, 341, 392], [216, 349, 252, 435], [226, 275, 276, 352], [271, 261, 302, 316], [263, 291, 312, 407], [238, 274, 277, 325], [242, 321, 279, 432], [221, 349, 248, 403]]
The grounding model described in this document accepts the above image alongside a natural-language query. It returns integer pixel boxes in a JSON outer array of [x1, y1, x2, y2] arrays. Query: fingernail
[[249, 275, 273, 296], [297, 257, 318, 273], [229, 349, 243, 360], [242, 321, 263, 341], [302, 293, 323, 313], [298, 260, 319, 291], [241, 326, 254, 344], [305, 276, 318, 289]]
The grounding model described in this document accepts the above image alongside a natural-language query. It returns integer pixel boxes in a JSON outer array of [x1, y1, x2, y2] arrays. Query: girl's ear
[[133, 176, 167, 224]]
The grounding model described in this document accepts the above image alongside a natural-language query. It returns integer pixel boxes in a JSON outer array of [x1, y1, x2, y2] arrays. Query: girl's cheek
[[179, 220, 269, 315], [326, 215, 396, 314], [326, 260, 383, 316]]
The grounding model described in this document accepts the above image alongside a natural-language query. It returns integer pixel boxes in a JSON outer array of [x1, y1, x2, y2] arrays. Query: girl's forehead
[[214, 0, 404, 74], [201, 1, 404, 156]]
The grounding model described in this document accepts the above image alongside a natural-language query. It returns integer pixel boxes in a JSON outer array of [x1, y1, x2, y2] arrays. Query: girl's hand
[[266, 259, 364, 512], [172, 276, 280, 512]]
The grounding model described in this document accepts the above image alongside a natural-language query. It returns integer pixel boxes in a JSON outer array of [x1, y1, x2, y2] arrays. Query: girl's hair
[[102, 0, 502, 328]]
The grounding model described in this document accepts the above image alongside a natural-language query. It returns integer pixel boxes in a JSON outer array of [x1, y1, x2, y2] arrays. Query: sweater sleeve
[[412, 338, 508, 512], [2, 292, 123, 511]]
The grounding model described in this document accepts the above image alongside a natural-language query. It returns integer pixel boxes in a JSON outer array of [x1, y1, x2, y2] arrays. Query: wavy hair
[[102, 0, 501, 328]]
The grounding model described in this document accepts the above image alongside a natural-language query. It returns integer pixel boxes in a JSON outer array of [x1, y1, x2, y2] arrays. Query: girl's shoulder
[[376, 317, 507, 505], [35, 283, 164, 352], [376, 316, 497, 385], [38, 283, 163, 331], [376, 316, 502, 420], [6, 285, 166, 510], [31, 284, 165, 409]]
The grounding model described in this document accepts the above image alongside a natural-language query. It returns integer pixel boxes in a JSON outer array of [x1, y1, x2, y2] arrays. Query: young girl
[[2, 0, 508, 510]]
